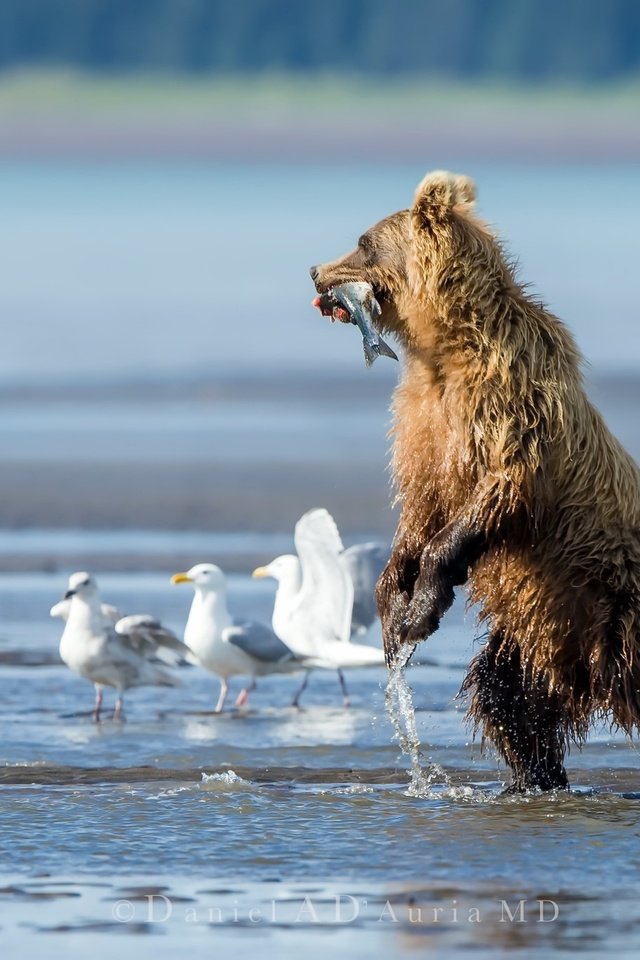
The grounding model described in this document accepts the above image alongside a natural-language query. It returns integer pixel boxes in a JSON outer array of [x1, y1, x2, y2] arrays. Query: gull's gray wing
[[225, 619, 297, 664], [96, 626, 181, 689], [339, 542, 388, 635], [115, 614, 191, 662]]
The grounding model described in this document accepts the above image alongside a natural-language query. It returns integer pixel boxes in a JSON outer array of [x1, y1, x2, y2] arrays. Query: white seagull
[[252, 508, 386, 706], [171, 562, 306, 713], [56, 571, 189, 720]]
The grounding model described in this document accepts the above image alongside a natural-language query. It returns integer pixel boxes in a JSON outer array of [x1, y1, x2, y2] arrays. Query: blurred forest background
[[0, 0, 639, 81], [0, 0, 637, 163]]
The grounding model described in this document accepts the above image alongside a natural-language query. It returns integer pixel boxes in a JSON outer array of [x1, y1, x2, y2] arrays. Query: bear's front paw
[[398, 595, 442, 645], [398, 550, 456, 645]]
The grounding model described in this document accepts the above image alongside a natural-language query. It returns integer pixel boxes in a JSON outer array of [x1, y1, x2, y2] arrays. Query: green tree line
[[0, 0, 639, 81]]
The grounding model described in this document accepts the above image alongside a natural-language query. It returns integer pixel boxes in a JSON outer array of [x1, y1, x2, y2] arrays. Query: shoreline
[[0, 366, 637, 403], [0, 458, 394, 560]]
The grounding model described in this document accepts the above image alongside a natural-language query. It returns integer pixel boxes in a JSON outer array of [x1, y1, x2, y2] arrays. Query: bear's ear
[[413, 171, 476, 214]]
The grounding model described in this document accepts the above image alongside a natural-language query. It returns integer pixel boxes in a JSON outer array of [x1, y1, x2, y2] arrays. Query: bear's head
[[310, 170, 482, 343]]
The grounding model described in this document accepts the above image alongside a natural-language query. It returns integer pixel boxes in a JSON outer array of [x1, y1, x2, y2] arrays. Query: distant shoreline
[[0, 367, 636, 403], [0, 71, 639, 162]]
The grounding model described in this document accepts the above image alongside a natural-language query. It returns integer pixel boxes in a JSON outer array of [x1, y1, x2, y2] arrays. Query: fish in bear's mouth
[[311, 281, 398, 368], [312, 289, 354, 324]]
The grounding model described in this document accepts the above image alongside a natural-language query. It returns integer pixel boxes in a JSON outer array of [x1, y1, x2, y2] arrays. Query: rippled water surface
[[2, 572, 640, 957]]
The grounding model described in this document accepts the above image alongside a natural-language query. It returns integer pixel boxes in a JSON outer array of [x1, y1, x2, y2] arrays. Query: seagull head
[[63, 571, 98, 601], [171, 563, 226, 592], [252, 555, 300, 584]]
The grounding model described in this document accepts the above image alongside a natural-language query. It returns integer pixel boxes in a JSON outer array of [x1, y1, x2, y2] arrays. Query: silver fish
[[331, 282, 399, 368]]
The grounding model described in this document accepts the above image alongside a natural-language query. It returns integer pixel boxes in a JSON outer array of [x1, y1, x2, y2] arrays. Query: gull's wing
[[339, 542, 388, 635], [304, 640, 386, 669], [294, 508, 354, 644], [115, 615, 191, 662], [224, 619, 296, 664], [50, 598, 72, 620], [98, 626, 182, 689], [100, 603, 122, 625], [50, 598, 122, 626]]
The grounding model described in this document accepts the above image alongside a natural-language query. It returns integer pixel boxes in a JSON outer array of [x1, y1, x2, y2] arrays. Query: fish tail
[[377, 336, 399, 362], [363, 341, 377, 367]]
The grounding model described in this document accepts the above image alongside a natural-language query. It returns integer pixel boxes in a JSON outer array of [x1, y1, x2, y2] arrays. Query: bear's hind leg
[[463, 632, 570, 792]]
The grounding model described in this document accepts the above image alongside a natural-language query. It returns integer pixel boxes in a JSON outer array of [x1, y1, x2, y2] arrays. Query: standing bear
[[310, 170, 640, 792]]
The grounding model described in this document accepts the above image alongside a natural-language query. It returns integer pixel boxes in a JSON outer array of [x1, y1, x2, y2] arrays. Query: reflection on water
[[178, 705, 362, 747], [5, 873, 634, 959]]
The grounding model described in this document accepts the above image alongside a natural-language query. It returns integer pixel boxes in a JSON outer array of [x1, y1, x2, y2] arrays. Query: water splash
[[200, 769, 249, 786], [384, 647, 450, 797], [327, 784, 375, 795]]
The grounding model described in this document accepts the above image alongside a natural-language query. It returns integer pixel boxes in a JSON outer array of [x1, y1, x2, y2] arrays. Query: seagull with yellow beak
[[252, 508, 386, 707], [171, 563, 306, 712]]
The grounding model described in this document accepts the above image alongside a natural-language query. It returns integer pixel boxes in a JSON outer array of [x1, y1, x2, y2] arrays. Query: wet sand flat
[[0, 373, 638, 572]]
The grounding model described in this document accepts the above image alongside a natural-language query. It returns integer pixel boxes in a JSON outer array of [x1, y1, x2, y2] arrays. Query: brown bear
[[310, 170, 640, 792]]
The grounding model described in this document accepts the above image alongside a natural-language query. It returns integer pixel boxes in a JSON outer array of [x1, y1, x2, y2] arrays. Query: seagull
[[340, 542, 388, 636], [171, 563, 306, 713], [56, 571, 189, 721], [252, 508, 386, 707]]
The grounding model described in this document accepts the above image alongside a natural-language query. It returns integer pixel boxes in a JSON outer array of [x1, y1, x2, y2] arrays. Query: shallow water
[[1, 571, 640, 956]]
